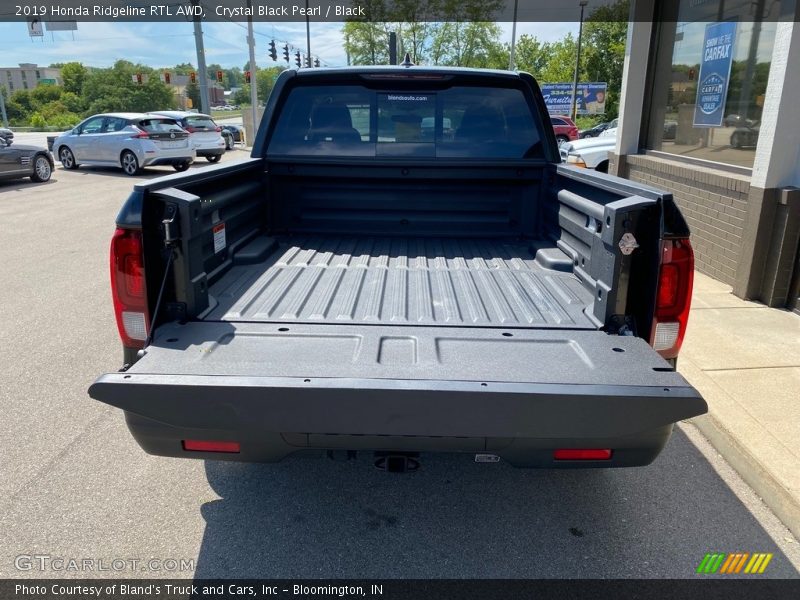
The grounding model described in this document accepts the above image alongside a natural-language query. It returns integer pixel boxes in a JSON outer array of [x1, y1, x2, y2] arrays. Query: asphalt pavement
[[1, 154, 799, 579]]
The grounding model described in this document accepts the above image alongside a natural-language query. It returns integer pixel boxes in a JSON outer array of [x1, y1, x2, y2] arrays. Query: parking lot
[[1, 146, 799, 579]]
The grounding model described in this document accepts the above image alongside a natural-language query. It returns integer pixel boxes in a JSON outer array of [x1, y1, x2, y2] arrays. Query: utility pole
[[0, 87, 8, 128], [247, 0, 258, 128], [508, 0, 519, 71], [389, 32, 397, 65], [305, 0, 312, 64], [571, 0, 588, 122], [192, 0, 210, 114]]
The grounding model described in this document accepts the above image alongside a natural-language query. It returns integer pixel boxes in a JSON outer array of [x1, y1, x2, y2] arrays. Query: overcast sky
[[0, 20, 580, 70]]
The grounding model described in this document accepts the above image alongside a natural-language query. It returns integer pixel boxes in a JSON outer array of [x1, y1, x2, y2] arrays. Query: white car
[[52, 113, 195, 176], [148, 111, 226, 163], [560, 134, 616, 173], [600, 118, 618, 138]]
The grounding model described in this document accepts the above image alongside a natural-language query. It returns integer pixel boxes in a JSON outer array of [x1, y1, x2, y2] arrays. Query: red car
[[550, 115, 579, 144]]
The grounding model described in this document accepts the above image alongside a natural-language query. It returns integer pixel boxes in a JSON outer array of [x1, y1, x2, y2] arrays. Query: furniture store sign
[[541, 83, 607, 115], [693, 21, 737, 127]]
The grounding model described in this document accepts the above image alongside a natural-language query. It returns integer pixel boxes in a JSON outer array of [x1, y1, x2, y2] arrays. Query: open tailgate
[[89, 322, 706, 440]]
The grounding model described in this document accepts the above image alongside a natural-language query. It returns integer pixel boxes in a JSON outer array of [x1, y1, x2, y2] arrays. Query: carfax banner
[[693, 21, 737, 127]]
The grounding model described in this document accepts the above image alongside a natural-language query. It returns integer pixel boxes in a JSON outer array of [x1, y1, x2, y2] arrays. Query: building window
[[645, 0, 779, 169], [35, 70, 41, 79]]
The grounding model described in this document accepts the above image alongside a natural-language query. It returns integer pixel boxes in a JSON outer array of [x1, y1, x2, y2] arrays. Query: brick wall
[[623, 155, 751, 286]]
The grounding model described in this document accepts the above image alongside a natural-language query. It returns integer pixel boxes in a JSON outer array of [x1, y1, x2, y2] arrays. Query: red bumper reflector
[[553, 449, 613, 460], [182, 440, 241, 453]]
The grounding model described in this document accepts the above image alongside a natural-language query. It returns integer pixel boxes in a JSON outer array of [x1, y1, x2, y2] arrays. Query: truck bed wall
[[264, 161, 550, 239], [142, 160, 668, 337]]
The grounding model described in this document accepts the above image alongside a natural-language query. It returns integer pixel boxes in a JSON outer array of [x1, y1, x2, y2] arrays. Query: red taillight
[[131, 126, 149, 139], [554, 449, 613, 460], [183, 125, 196, 133], [183, 440, 241, 453], [214, 126, 222, 132], [651, 238, 694, 359], [110, 227, 149, 348]]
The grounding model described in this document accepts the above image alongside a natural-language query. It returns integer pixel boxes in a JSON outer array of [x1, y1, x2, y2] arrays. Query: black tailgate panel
[[89, 322, 706, 439]]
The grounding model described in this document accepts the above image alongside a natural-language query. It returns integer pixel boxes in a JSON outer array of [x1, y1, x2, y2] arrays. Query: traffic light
[[283, 44, 290, 62], [189, 71, 196, 84], [244, 70, 251, 84], [216, 70, 224, 83], [314, 58, 320, 68], [163, 71, 171, 84], [135, 73, 143, 85], [295, 51, 301, 68], [269, 40, 277, 61]]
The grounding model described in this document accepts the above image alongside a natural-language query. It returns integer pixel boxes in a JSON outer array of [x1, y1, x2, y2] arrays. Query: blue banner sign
[[541, 82, 608, 115], [693, 21, 737, 127]]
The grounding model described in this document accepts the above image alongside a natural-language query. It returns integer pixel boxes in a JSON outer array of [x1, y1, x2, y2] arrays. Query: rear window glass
[[268, 84, 542, 159], [184, 116, 217, 130], [137, 118, 183, 133]]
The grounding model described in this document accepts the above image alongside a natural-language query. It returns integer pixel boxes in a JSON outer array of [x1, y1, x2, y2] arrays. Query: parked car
[[220, 124, 243, 150], [723, 114, 743, 127], [560, 135, 616, 172], [550, 115, 579, 144], [730, 121, 759, 149], [90, 66, 705, 470], [0, 127, 14, 144], [579, 121, 610, 139], [600, 118, 619, 138], [148, 111, 226, 162], [52, 113, 195, 176], [0, 136, 53, 183]]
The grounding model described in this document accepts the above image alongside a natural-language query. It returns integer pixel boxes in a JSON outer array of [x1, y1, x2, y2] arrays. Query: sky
[[0, 20, 579, 71]]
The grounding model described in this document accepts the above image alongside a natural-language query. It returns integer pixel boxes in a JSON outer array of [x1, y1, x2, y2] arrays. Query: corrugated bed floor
[[206, 236, 595, 328]]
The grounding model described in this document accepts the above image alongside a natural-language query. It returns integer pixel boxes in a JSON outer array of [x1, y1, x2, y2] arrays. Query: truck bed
[[205, 235, 595, 329]]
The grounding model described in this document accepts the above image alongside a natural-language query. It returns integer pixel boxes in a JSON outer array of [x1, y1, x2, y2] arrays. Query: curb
[[680, 361, 800, 539], [690, 412, 800, 540]]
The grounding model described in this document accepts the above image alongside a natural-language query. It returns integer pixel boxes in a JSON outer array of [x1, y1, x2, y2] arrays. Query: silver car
[[148, 111, 226, 163], [52, 113, 195, 176]]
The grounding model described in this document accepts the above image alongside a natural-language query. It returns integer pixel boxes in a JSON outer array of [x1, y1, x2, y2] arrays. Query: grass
[[211, 109, 243, 120]]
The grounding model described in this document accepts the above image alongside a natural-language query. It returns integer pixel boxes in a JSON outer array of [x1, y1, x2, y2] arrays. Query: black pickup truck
[[89, 66, 706, 469]]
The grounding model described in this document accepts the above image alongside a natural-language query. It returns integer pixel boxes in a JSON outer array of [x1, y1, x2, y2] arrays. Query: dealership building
[[609, 0, 800, 312]]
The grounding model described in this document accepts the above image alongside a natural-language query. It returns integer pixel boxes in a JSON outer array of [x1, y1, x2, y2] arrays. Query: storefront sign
[[541, 83, 607, 115], [693, 21, 737, 127]]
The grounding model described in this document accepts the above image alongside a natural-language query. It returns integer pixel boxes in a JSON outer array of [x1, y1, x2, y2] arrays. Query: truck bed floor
[[205, 235, 595, 329]]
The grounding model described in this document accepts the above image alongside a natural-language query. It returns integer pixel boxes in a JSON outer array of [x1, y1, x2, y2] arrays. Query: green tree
[[342, 0, 503, 67], [172, 63, 195, 75], [82, 60, 174, 114], [581, 0, 629, 119], [60, 62, 87, 95], [184, 80, 200, 109], [232, 85, 251, 106]]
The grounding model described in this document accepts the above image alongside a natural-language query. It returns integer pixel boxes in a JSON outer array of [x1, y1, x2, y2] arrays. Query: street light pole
[[508, 0, 519, 71], [192, 0, 210, 114], [247, 0, 258, 130], [305, 0, 312, 65], [571, 0, 588, 122]]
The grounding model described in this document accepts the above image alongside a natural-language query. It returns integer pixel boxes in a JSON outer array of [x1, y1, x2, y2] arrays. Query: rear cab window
[[268, 82, 544, 159]]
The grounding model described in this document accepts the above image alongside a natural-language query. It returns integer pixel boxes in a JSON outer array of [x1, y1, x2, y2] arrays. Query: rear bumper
[[196, 147, 225, 157], [123, 410, 675, 468], [90, 371, 704, 467]]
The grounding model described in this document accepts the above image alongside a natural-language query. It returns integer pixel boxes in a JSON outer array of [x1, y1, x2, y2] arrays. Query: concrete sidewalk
[[679, 272, 800, 538]]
